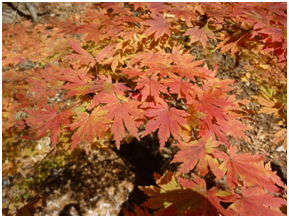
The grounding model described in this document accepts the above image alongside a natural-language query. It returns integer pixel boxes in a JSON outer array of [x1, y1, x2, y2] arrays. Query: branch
[[25, 3, 38, 24]]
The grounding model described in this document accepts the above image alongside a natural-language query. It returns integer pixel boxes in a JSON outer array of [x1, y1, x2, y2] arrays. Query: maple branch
[[192, 127, 199, 141], [25, 3, 38, 24]]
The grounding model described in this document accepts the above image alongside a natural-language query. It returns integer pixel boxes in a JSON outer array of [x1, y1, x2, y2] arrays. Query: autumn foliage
[[2, 2, 287, 216]]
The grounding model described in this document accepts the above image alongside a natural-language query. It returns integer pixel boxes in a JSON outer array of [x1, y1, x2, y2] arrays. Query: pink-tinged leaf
[[25, 103, 73, 147], [225, 186, 286, 216], [70, 106, 111, 150], [142, 14, 170, 40], [162, 75, 196, 101], [67, 39, 96, 69], [135, 73, 167, 102], [213, 146, 283, 193], [142, 99, 189, 150], [95, 44, 115, 64], [167, 45, 194, 65], [139, 171, 219, 216], [101, 94, 144, 149], [171, 134, 223, 177], [185, 22, 215, 48]]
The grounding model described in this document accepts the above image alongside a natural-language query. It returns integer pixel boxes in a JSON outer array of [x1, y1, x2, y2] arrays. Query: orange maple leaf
[[224, 186, 286, 216], [135, 73, 167, 102], [70, 106, 111, 150], [142, 99, 189, 150], [171, 134, 222, 176], [67, 39, 96, 69], [142, 14, 170, 40], [184, 22, 215, 48], [25, 103, 73, 147], [139, 171, 219, 216], [100, 94, 144, 149], [213, 146, 284, 193]]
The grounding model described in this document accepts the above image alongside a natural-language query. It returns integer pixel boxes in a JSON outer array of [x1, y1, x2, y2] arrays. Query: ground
[[2, 2, 287, 216]]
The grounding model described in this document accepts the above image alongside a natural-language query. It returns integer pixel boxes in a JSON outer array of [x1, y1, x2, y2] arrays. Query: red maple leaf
[[25, 103, 73, 147], [57, 68, 95, 100], [178, 175, 231, 216], [184, 22, 216, 48], [172, 59, 213, 81], [70, 106, 111, 150], [166, 45, 194, 65], [142, 99, 189, 150], [89, 74, 130, 110], [162, 75, 197, 102], [213, 146, 283, 193], [67, 39, 96, 69], [146, 3, 168, 14], [67, 39, 115, 70], [142, 14, 170, 40], [109, 2, 131, 16], [100, 94, 144, 149], [135, 73, 167, 102], [170, 4, 196, 26], [129, 50, 165, 67], [224, 186, 286, 216], [171, 133, 223, 177], [26, 77, 58, 106], [139, 171, 219, 216]]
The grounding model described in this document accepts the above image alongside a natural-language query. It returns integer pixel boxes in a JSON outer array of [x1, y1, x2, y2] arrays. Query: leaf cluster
[[2, 2, 287, 216]]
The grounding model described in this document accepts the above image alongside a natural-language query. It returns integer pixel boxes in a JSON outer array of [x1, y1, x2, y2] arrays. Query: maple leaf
[[187, 85, 250, 147], [100, 94, 144, 149], [25, 103, 73, 147], [172, 59, 213, 81], [166, 45, 194, 65], [129, 50, 165, 67], [142, 14, 170, 40], [67, 39, 96, 69], [178, 174, 232, 216], [142, 99, 189, 150], [214, 34, 245, 57], [184, 22, 215, 48], [78, 24, 106, 44], [162, 75, 197, 102], [67, 39, 115, 71], [145, 62, 176, 78], [139, 171, 219, 216], [135, 73, 167, 102], [109, 2, 131, 16], [46, 17, 82, 35], [188, 86, 233, 121], [89, 74, 130, 110], [26, 77, 58, 106], [70, 106, 111, 150], [146, 2, 168, 14], [224, 186, 286, 216], [121, 67, 146, 79], [171, 134, 223, 177], [57, 68, 95, 100], [198, 113, 251, 147], [170, 4, 196, 26], [213, 146, 283, 193]]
